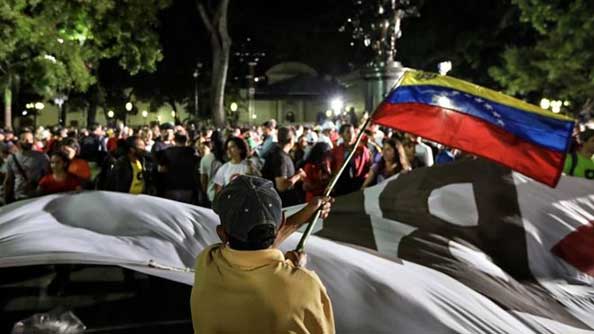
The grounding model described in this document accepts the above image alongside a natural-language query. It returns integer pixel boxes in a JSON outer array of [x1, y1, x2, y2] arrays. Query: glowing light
[[330, 97, 344, 113], [34, 102, 45, 110], [171, 110, 176, 117], [550, 100, 562, 114], [251, 114, 257, 119], [563, 100, 571, 107], [57, 38, 64, 44], [438, 61, 452, 76], [125, 102, 133, 111], [142, 110, 148, 118], [325, 109, 333, 118], [107, 110, 115, 118], [254, 77, 260, 82], [230, 102, 238, 112], [540, 98, 551, 110], [22, 110, 28, 116]]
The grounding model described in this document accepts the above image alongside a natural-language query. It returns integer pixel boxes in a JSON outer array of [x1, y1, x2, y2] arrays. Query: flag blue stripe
[[385, 85, 574, 152]]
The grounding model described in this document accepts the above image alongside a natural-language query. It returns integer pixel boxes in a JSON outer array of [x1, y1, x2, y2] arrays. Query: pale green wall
[[26, 101, 191, 128]]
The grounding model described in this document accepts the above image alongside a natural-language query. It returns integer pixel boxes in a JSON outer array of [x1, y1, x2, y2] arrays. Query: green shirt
[[563, 152, 594, 179]]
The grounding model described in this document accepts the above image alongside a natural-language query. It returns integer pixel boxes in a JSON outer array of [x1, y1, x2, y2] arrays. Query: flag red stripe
[[372, 102, 565, 186]]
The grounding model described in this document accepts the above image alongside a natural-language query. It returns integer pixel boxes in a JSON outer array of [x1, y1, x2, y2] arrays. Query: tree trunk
[[211, 39, 230, 128], [87, 85, 98, 127], [60, 102, 68, 127], [3, 79, 12, 130], [197, 0, 231, 129]]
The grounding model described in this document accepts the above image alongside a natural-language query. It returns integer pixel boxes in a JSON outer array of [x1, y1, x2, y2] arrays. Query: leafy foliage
[[0, 0, 170, 100], [489, 0, 594, 110]]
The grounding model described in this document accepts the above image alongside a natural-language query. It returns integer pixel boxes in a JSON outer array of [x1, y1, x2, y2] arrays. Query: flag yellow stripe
[[401, 71, 572, 122]]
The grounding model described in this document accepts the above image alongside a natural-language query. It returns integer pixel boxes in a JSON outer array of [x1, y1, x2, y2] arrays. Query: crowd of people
[[0, 115, 591, 207]]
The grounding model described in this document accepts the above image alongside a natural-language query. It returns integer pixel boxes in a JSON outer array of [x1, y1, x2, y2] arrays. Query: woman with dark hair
[[200, 130, 226, 204], [60, 137, 91, 183], [361, 138, 410, 189], [302, 142, 332, 202], [37, 151, 81, 195], [212, 136, 259, 193]]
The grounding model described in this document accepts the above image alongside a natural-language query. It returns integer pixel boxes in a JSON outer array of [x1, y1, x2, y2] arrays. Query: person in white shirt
[[414, 136, 434, 167], [213, 136, 259, 193]]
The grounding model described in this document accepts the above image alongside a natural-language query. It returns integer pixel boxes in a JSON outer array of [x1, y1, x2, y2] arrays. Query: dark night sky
[[103, 0, 525, 101]]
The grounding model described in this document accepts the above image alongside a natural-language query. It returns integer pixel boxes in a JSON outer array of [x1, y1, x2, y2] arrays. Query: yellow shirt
[[190, 244, 335, 334], [128, 160, 144, 194]]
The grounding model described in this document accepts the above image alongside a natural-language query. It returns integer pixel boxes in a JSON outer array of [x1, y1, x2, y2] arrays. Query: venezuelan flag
[[372, 70, 575, 187]]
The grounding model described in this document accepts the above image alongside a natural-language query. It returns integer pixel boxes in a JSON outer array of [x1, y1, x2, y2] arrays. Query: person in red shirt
[[38, 152, 81, 195], [302, 142, 332, 202], [330, 124, 372, 196], [60, 138, 91, 183], [106, 129, 120, 153]]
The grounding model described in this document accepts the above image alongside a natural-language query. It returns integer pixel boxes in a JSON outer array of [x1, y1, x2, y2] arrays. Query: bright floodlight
[[34, 102, 45, 110], [550, 100, 562, 114], [330, 97, 344, 112], [125, 102, 133, 111], [230, 102, 238, 112], [107, 110, 115, 118], [142, 110, 148, 118], [438, 61, 452, 75], [540, 98, 551, 110], [22, 110, 28, 116]]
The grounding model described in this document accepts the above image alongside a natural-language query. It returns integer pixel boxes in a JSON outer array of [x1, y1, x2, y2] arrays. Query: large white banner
[[1, 159, 593, 333]]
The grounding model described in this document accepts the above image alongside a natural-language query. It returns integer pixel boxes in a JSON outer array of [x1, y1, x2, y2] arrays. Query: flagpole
[[295, 69, 408, 252]]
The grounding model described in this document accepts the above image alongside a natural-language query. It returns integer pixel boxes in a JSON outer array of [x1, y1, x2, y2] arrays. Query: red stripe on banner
[[372, 102, 565, 187]]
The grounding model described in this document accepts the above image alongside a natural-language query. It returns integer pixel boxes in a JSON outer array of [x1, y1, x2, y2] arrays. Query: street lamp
[[235, 37, 266, 124], [550, 100, 563, 114], [193, 62, 203, 116], [32, 102, 44, 127], [125, 102, 133, 111], [54, 95, 68, 126], [107, 110, 115, 118], [438, 61, 452, 75]]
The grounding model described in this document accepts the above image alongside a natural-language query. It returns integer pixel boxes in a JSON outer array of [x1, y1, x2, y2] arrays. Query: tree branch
[[196, 0, 216, 37], [216, 0, 231, 46]]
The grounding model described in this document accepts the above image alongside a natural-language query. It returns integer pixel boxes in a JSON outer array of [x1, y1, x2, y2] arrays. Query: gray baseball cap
[[212, 175, 282, 242]]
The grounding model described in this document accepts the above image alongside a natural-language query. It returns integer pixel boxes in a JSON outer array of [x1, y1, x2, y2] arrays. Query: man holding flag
[[191, 175, 335, 334]]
